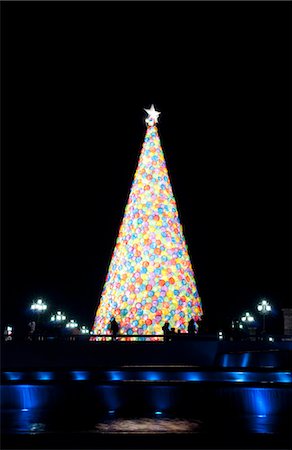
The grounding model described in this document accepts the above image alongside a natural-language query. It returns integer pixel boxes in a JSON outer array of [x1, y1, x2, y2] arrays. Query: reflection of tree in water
[[95, 418, 202, 433]]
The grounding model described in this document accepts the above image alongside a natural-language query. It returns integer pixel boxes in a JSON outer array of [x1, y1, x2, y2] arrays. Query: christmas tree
[[93, 106, 203, 336]]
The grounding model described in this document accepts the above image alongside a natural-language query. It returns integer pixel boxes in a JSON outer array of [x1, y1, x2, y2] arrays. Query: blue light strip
[[106, 370, 292, 383], [71, 371, 89, 381], [276, 372, 291, 383], [4, 372, 23, 381], [107, 371, 125, 381], [33, 372, 54, 381], [2, 370, 292, 383]]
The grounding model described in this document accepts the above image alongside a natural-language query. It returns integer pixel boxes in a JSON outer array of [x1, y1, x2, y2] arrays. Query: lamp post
[[31, 298, 47, 312], [257, 299, 272, 334], [81, 326, 89, 334], [50, 311, 66, 340], [66, 320, 79, 341], [30, 298, 47, 324], [30, 298, 48, 340], [50, 311, 66, 323], [240, 312, 256, 341], [241, 312, 255, 325], [66, 320, 78, 329]]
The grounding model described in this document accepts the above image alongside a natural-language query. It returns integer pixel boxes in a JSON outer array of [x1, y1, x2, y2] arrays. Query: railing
[[90, 334, 165, 342], [87, 333, 214, 342], [3, 333, 214, 343], [3, 333, 290, 343]]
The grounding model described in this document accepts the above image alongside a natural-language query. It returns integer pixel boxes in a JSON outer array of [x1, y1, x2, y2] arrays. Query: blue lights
[[219, 351, 289, 369], [71, 371, 89, 381], [148, 385, 173, 412], [276, 371, 292, 383], [218, 371, 292, 383], [220, 353, 242, 367], [242, 387, 284, 416], [95, 385, 121, 411], [241, 387, 288, 433], [1, 385, 57, 411], [5, 372, 23, 381], [222, 354, 229, 367], [17, 385, 47, 409], [108, 371, 125, 381], [104, 369, 292, 383], [253, 389, 270, 415], [141, 371, 161, 381], [249, 414, 274, 434], [1, 381, 291, 436], [34, 372, 54, 381], [220, 353, 251, 368], [241, 353, 250, 368], [2, 369, 291, 384], [107, 371, 163, 381], [182, 372, 204, 382], [229, 371, 248, 383]]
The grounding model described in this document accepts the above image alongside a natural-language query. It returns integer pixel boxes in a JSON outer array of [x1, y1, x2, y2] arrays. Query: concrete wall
[[2, 339, 292, 370]]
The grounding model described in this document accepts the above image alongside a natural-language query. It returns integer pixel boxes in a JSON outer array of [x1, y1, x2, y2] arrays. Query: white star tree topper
[[144, 104, 161, 125]]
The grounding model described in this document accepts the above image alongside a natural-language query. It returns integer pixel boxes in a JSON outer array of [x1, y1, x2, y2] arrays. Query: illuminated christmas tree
[[93, 105, 203, 336]]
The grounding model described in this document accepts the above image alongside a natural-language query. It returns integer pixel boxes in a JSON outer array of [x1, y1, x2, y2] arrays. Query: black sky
[[1, 1, 290, 332]]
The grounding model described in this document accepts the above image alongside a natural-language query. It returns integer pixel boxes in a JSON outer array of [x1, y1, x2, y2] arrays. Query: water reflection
[[2, 384, 291, 436], [30, 422, 46, 433], [2, 409, 47, 434], [3, 407, 285, 436], [247, 414, 277, 434], [95, 418, 202, 433]]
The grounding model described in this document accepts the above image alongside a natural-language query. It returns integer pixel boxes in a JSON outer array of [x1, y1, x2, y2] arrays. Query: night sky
[[2, 1, 290, 334]]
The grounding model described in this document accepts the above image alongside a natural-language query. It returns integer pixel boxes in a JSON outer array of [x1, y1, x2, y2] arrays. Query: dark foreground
[[2, 339, 292, 449], [2, 428, 291, 450]]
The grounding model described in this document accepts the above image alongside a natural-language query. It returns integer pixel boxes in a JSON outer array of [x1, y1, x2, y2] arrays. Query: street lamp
[[30, 298, 48, 340], [241, 312, 256, 341], [66, 320, 78, 329], [30, 298, 47, 326], [50, 311, 66, 322], [81, 326, 89, 334], [257, 299, 272, 334], [241, 312, 255, 324], [30, 298, 47, 312]]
